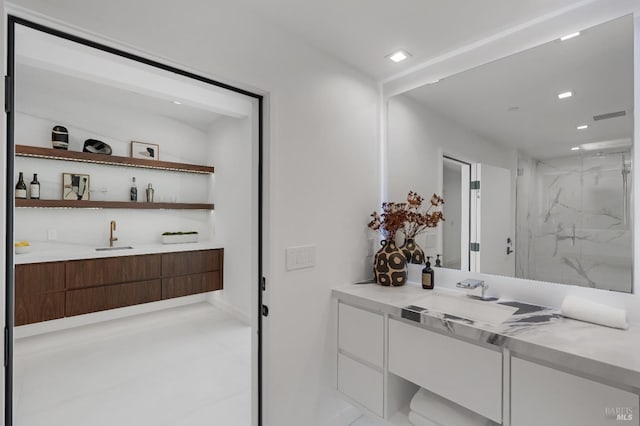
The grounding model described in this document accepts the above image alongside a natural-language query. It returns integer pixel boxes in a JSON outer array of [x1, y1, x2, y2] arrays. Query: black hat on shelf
[[83, 139, 112, 155]]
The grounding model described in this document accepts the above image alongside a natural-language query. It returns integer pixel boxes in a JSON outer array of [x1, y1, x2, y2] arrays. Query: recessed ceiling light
[[558, 91, 572, 99], [387, 50, 411, 63], [577, 125, 588, 130], [173, 100, 182, 105], [571, 147, 580, 151], [560, 32, 581, 41]]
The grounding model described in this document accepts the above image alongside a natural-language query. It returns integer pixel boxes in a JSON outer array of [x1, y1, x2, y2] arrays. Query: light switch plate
[[286, 245, 316, 271], [47, 229, 57, 241]]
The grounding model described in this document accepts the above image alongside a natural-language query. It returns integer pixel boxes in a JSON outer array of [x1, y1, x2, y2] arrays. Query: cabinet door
[[162, 271, 221, 299], [388, 318, 502, 423], [338, 353, 384, 417], [338, 302, 384, 368], [15, 262, 65, 325], [161, 249, 221, 277], [511, 357, 639, 426], [66, 254, 161, 289], [66, 279, 161, 316]]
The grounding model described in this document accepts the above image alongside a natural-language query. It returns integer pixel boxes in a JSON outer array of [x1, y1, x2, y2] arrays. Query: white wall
[[207, 115, 253, 321], [6, 2, 379, 425]]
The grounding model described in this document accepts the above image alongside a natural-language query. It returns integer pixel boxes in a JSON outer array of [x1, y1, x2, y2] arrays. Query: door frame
[[442, 155, 472, 271], [4, 15, 265, 426]]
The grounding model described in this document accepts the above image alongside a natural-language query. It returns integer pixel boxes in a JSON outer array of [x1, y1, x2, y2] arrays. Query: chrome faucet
[[456, 279, 488, 299], [109, 220, 118, 247]]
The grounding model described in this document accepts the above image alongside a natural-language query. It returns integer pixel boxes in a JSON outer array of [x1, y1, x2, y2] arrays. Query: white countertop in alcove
[[13, 241, 224, 264]]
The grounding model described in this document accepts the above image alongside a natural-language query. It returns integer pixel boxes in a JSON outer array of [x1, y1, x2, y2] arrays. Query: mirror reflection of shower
[[516, 149, 633, 293]]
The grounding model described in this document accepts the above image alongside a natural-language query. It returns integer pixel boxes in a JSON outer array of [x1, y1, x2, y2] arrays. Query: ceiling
[[15, 63, 223, 131], [233, 0, 581, 80], [13, 0, 587, 81], [404, 15, 633, 160]]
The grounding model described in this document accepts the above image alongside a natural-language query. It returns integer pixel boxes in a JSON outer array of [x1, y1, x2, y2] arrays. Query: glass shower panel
[[578, 153, 632, 292], [516, 151, 632, 292]]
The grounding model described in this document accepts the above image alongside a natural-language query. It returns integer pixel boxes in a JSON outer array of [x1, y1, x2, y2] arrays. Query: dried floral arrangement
[[368, 191, 444, 241], [402, 191, 445, 239], [368, 201, 408, 242]]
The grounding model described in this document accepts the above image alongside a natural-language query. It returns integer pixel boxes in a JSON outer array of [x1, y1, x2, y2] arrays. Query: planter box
[[161, 234, 199, 244]]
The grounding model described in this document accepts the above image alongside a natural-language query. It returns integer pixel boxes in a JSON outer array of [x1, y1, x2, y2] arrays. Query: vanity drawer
[[161, 271, 222, 299], [161, 249, 221, 277], [511, 357, 639, 426], [388, 318, 502, 423], [66, 279, 161, 316], [338, 353, 383, 417], [338, 302, 383, 368], [66, 254, 161, 289]]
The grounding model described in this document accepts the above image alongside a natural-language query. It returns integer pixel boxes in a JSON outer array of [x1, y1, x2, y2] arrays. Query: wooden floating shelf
[[15, 145, 214, 174], [16, 199, 214, 210]]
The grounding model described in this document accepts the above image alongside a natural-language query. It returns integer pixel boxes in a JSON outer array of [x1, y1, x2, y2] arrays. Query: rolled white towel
[[410, 388, 493, 426], [561, 296, 628, 330], [408, 410, 440, 426]]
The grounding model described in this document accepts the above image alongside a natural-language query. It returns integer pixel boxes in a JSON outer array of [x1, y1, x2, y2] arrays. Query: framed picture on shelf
[[62, 173, 90, 200], [131, 141, 160, 161]]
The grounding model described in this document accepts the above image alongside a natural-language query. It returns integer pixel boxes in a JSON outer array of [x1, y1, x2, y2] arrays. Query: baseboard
[[207, 293, 251, 325]]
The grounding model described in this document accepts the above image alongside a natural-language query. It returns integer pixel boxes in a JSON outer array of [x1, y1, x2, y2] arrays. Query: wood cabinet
[[66, 280, 161, 316], [161, 250, 223, 300], [15, 262, 65, 326], [162, 272, 221, 299], [14, 248, 223, 325], [66, 254, 161, 289]]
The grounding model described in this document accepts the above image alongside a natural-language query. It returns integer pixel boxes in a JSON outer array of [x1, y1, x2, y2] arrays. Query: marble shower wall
[[516, 152, 632, 293]]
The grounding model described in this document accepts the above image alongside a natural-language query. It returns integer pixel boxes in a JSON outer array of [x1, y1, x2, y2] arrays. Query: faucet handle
[[456, 279, 489, 299], [456, 279, 485, 289]]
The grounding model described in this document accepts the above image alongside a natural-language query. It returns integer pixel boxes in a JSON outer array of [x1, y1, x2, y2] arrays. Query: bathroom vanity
[[15, 245, 223, 326], [333, 284, 640, 426]]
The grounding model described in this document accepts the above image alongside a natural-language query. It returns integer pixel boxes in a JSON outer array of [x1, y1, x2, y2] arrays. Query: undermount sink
[[95, 246, 134, 251], [414, 292, 518, 325]]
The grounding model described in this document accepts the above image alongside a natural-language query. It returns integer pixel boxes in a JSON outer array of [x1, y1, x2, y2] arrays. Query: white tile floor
[[13, 303, 252, 426]]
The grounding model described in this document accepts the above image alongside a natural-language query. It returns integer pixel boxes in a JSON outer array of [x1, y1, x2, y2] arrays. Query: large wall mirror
[[387, 15, 634, 293]]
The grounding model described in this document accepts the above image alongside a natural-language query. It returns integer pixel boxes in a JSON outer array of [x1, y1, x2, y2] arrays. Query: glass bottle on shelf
[[130, 177, 137, 201], [15, 172, 27, 199], [30, 173, 40, 200]]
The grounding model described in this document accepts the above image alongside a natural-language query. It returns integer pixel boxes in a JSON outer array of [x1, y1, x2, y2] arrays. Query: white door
[[471, 163, 514, 276]]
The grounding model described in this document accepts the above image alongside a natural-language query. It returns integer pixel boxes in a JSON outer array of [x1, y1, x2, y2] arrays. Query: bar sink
[[95, 246, 134, 251], [415, 292, 518, 325]]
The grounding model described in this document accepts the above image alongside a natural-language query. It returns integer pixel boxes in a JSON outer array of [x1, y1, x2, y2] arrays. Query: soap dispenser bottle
[[435, 254, 442, 267], [422, 256, 434, 290]]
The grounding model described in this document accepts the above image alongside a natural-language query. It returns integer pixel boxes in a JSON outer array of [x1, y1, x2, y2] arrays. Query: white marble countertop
[[14, 241, 224, 264], [333, 282, 640, 390]]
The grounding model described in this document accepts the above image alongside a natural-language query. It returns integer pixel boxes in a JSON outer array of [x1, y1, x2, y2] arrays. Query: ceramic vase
[[373, 239, 407, 286], [400, 238, 425, 264]]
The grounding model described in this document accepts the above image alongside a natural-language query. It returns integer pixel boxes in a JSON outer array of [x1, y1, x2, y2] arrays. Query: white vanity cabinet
[[337, 302, 385, 416], [511, 357, 639, 426], [388, 318, 503, 423], [334, 292, 639, 426]]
